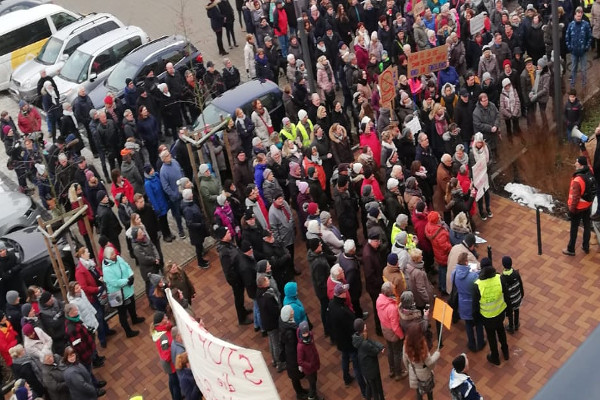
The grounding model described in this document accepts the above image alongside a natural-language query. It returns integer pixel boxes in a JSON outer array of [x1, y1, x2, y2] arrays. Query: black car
[[1, 226, 75, 291], [88, 34, 205, 108]]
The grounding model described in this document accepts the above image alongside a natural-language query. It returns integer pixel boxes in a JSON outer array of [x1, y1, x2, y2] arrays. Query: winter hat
[[368, 207, 380, 218], [334, 283, 349, 297], [361, 116, 371, 126], [297, 181, 309, 194], [104, 95, 113, 105], [298, 109, 308, 120], [257, 260, 269, 274], [308, 237, 321, 251], [240, 240, 253, 253], [387, 253, 399, 265], [362, 185, 372, 197], [269, 145, 280, 155], [40, 291, 52, 305], [21, 303, 31, 317], [352, 162, 363, 174], [182, 188, 193, 201], [307, 220, 320, 235], [143, 164, 153, 174], [96, 190, 107, 203], [252, 137, 262, 147], [320, 211, 331, 225], [537, 57, 548, 69], [148, 273, 163, 287], [299, 320, 310, 335], [22, 323, 34, 337], [387, 178, 399, 190], [464, 233, 476, 247], [35, 163, 46, 176], [2, 125, 11, 135], [214, 226, 228, 240], [502, 78, 511, 88], [395, 231, 408, 245], [502, 256, 513, 269], [502, 59, 512, 69], [524, 55, 533, 64], [18, 100, 26, 108], [459, 87, 469, 97], [480, 257, 492, 269], [6, 291, 18, 305], [338, 163, 349, 173], [153, 311, 165, 325], [85, 170, 95, 181], [244, 208, 255, 220], [217, 194, 227, 206], [482, 45, 491, 52], [482, 72, 492, 82], [282, 117, 291, 125], [353, 318, 365, 333], [289, 161, 301, 176], [427, 211, 440, 224], [307, 166, 316, 177], [263, 168, 273, 180], [280, 305, 293, 322], [199, 164, 210, 175], [125, 78, 133, 85], [307, 202, 319, 215], [452, 354, 467, 373], [473, 132, 484, 143]]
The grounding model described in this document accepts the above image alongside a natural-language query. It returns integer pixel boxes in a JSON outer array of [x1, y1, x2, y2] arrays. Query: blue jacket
[[453, 264, 479, 320], [566, 19, 592, 56], [136, 115, 160, 145], [283, 282, 307, 325], [438, 67, 460, 89], [144, 173, 169, 217], [160, 159, 183, 202], [103, 256, 135, 300], [254, 163, 268, 201]]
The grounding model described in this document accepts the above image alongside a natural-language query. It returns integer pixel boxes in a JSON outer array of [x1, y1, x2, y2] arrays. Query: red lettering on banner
[[239, 353, 263, 385], [217, 372, 236, 392]]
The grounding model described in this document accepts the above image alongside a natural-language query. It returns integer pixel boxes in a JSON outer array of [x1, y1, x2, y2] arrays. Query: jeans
[[253, 299, 262, 330], [477, 190, 491, 216], [438, 264, 447, 293], [570, 52, 587, 86], [464, 319, 485, 351], [169, 198, 185, 234], [341, 350, 366, 395], [92, 300, 110, 346], [277, 34, 289, 58], [267, 328, 282, 365], [168, 371, 183, 400], [567, 208, 591, 252], [482, 311, 508, 363]]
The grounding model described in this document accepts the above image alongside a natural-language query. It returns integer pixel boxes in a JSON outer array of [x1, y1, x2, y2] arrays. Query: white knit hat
[[352, 162, 363, 174]]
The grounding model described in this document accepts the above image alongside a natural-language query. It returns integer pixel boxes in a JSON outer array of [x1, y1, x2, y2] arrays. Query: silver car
[[0, 192, 46, 236]]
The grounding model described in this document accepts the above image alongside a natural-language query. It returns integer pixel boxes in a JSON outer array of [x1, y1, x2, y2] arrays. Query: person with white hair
[[41, 79, 61, 140], [102, 246, 144, 337], [469, 133, 492, 220], [338, 240, 368, 320], [376, 281, 408, 380]]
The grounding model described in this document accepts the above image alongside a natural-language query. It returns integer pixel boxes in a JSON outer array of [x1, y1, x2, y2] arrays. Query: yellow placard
[[432, 297, 453, 330]]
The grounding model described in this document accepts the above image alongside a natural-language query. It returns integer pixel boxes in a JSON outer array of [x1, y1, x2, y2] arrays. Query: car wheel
[[46, 268, 70, 292]]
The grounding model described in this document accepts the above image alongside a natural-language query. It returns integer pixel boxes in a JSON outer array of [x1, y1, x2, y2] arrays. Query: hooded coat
[[283, 282, 307, 325], [328, 296, 355, 352]]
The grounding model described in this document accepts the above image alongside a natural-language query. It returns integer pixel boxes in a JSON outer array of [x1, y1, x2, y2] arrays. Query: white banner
[[470, 13, 485, 35], [166, 289, 280, 400]]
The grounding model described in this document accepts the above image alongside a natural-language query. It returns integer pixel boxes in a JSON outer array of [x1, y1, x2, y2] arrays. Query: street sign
[[407, 45, 449, 79]]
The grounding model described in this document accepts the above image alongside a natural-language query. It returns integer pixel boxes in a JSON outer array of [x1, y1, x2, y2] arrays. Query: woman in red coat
[[110, 169, 134, 205], [0, 313, 18, 368], [69, 183, 96, 258], [354, 34, 369, 70], [359, 117, 381, 168], [296, 321, 321, 400], [424, 211, 452, 295]]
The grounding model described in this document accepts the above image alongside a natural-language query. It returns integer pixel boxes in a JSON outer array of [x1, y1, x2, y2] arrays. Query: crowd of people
[[0, 0, 597, 397]]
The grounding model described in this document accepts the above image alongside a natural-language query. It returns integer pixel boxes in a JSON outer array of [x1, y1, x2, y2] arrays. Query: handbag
[[108, 290, 123, 307], [257, 113, 274, 134], [449, 270, 459, 310], [409, 361, 435, 395]]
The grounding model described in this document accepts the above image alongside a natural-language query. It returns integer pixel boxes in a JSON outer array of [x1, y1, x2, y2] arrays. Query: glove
[[580, 142, 587, 152], [127, 276, 134, 286]]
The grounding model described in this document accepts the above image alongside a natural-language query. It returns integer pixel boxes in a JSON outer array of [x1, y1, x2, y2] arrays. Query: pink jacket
[[376, 293, 404, 340], [316, 63, 335, 98]]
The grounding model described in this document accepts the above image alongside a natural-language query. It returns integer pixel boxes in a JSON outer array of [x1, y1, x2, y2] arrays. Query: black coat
[[217, 241, 243, 286], [454, 98, 474, 144], [96, 203, 123, 240], [353, 333, 384, 379], [0, 252, 25, 301], [337, 252, 363, 301], [307, 250, 330, 299], [328, 296, 356, 352], [279, 319, 302, 379], [222, 67, 241, 90], [181, 200, 208, 247], [256, 286, 280, 332], [262, 240, 292, 289], [239, 254, 257, 299], [362, 242, 384, 296]]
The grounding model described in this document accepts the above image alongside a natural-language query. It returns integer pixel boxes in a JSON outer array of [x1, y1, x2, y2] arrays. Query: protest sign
[[412, 0, 425, 15], [433, 297, 453, 330], [379, 66, 396, 107], [470, 13, 485, 35], [166, 289, 280, 400], [407, 45, 448, 79], [405, 116, 422, 135]]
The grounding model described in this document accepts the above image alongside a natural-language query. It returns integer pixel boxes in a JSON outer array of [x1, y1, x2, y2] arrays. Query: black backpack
[[450, 386, 464, 400], [582, 172, 597, 203]]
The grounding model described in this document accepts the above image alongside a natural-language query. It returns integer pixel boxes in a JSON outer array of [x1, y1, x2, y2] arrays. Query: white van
[[10, 13, 124, 102], [0, 4, 79, 91], [54, 26, 149, 104]]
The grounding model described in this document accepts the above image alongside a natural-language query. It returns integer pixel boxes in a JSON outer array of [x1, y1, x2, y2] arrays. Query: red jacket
[[376, 293, 404, 340], [273, 7, 288, 36], [359, 129, 382, 168], [152, 322, 175, 373], [354, 44, 369, 70], [361, 176, 384, 201], [326, 277, 353, 311], [412, 210, 432, 253], [0, 322, 18, 366], [111, 178, 134, 205], [17, 108, 42, 134], [296, 331, 320, 375], [71, 196, 95, 236], [424, 219, 452, 266], [75, 261, 103, 304]]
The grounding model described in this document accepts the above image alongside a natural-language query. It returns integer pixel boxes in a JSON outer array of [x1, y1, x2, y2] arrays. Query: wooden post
[[222, 125, 235, 180], [45, 223, 70, 300], [78, 197, 99, 265], [37, 217, 65, 300]]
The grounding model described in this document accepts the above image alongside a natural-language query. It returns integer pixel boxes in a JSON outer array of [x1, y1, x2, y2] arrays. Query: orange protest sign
[[407, 45, 449, 79], [379, 66, 396, 107], [412, 0, 425, 15], [433, 297, 453, 330]]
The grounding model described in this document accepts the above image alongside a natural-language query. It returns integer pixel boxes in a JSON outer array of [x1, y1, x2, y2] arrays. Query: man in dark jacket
[[239, 241, 259, 329], [337, 240, 366, 319], [72, 87, 98, 157], [362, 232, 384, 336], [96, 111, 121, 179], [131, 227, 161, 305], [222, 58, 241, 90], [454, 88, 474, 149], [352, 318, 385, 399], [96, 191, 123, 253], [0, 244, 25, 310], [307, 239, 331, 338], [256, 272, 284, 371], [41, 352, 71, 400], [233, 151, 254, 191], [181, 189, 209, 268], [261, 230, 292, 290], [333, 176, 359, 243], [216, 226, 251, 325], [39, 292, 66, 355], [328, 283, 366, 395]]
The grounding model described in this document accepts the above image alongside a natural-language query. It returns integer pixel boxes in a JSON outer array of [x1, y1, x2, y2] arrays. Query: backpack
[[582, 172, 597, 202], [450, 386, 464, 400]]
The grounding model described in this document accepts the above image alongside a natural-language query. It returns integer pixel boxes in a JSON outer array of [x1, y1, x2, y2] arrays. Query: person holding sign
[[473, 258, 511, 366], [403, 324, 440, 400]]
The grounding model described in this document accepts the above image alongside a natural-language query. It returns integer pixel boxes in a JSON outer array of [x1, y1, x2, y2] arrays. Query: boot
[[125, 330, 140, 338], [505, 324, 515, 334]]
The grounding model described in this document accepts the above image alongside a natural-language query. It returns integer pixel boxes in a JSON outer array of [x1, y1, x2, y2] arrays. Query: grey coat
[[262, 178, 283, 205], [268, 201, 295, 247], [63, 362, 97, 400], [245, 197, 269, 230], [121, 159, 145, 195], [42, 356, 71, 400], [473, 101, 501, 150], [132, 239, 160, 279]]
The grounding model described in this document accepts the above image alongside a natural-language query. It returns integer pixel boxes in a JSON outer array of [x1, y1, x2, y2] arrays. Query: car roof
[[211, 80, 281, 114], [73, 25, 146, 55], [123, 35, 191, 65], [0, 4, 72, 33], [51, 12, 122, 41]]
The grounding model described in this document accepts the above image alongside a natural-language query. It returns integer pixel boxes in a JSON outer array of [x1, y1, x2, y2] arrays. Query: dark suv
[[88, 34, 205, 108]]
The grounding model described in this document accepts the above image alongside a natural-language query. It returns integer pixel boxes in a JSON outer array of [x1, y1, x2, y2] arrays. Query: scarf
[[275, 202, 290, 221], [503, 88, 517, 114], [236, 115, 247, 129], [63, 109, 78, 129], [256, 197, 271, 229], [66, 314, 81, 323]]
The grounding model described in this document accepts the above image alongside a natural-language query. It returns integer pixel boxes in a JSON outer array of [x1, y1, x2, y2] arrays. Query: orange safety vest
[[568, 175, 592, 210]]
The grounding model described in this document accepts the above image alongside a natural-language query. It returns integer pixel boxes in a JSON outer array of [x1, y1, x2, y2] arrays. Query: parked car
[[1, 226, 75, 291], [0, 0, 51, 17], [10, 12, 125, 103], [0, 4, 79, 91], [88, 34, 205, 109], [0, 192, 47, 236], [192, 79, 284, 131], [54, 25, 149, 104]]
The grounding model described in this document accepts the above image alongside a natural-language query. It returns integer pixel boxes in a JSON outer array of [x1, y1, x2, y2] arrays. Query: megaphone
[[571, 126, 589, 143]]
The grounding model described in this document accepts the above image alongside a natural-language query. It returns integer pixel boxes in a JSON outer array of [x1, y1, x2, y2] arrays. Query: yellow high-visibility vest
[[475, 275, 507, 318]]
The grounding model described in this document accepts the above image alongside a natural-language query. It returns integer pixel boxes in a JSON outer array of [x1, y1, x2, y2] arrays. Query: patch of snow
[[504, 183, 555, 212]]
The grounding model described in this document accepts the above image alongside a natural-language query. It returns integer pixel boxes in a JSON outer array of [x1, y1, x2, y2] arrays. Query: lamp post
[[551, 0, 563, 139], [293, 0, 317, 93]]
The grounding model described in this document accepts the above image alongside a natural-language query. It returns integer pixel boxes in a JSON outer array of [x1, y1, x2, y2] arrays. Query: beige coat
[[446, 242, 480, 291], [403, 348, 440, 390]]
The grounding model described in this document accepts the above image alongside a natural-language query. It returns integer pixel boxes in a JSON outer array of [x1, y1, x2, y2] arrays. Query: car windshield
[[193, 103, 228, 130], [106, 59, 138, 92], [59, 50, 92, 83], [36, 37, 64, 65]]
